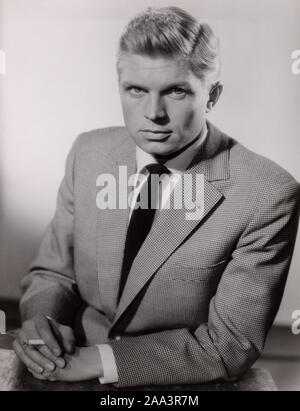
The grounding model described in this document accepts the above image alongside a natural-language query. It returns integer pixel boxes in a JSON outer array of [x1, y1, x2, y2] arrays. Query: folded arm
[[108, 177, 300, 387]]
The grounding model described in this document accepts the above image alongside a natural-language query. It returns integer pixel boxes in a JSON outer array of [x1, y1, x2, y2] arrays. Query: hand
[[13, 314, 76, 375], [27, 347, 103, 382]]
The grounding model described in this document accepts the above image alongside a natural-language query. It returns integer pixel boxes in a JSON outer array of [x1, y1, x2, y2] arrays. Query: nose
[[144, 94, 167, 122]]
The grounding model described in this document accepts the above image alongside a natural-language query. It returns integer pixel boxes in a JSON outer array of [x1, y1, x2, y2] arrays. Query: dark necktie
[[117, 163, 170, 303]]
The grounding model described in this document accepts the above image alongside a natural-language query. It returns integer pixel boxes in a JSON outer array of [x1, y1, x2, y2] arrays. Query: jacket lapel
[[111, 122, 231, 328]]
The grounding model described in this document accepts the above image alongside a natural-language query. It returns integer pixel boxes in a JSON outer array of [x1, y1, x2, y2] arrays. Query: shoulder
[[63, 126, 134, 176], [226, 132, 300, 198], [74, 126, 130, 152], [67, 126, 135, 168]]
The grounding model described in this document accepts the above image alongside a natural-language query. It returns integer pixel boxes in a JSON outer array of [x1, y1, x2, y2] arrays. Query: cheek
[[183, 110, 196, 128], [170, 103, 205, 131], [122, 99, 142, 127]]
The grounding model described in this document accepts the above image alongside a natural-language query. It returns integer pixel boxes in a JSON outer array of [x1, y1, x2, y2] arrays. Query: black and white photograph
[[0, 0, 300, 394]]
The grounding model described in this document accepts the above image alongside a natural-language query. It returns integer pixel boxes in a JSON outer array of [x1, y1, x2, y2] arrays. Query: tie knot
[[145, 163, 170, 176]]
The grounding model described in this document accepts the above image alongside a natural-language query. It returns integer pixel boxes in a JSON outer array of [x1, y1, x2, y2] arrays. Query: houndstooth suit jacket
[[20, 122, 300, 387]]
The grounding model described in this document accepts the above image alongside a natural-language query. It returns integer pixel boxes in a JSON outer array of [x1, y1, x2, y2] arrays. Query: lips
[[141, 130, 172, 134], [140, 130, 172, 142]]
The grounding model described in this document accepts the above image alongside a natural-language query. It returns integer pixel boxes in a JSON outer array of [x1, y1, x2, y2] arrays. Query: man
[[13, 7, 300, 387]]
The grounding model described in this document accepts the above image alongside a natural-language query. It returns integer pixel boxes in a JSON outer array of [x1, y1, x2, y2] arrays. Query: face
[[118, 54, 212, 157]]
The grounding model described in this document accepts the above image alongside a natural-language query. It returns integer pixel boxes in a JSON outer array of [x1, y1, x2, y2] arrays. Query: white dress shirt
[[96, 125, 208, 384]]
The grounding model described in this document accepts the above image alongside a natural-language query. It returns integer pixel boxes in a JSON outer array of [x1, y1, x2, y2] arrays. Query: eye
[[168, 88, 188, 98], [128, 87, 146, 97]]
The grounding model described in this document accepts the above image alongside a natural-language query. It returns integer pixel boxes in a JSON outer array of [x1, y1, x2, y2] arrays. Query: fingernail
[[53, 348, 61, 356], [37, 367, 44, 374], [46, 363, 55, 371], [66, 345, 74, 353], [56, 358, 65, 368]]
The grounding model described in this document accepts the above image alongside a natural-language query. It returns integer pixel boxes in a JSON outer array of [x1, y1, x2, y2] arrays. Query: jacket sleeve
[[109, 177, 300, 387], [19, 136, 83, 325]]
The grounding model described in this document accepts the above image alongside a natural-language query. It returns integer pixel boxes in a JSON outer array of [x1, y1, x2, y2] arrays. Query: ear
[[206, 82, 223, 112]]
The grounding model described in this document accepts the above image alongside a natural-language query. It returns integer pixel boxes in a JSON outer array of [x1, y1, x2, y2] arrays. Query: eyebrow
[[121, 81, 192, 91]]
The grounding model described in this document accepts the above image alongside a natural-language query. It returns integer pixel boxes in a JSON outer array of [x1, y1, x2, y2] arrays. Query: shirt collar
[[136, 123, 208, 175]]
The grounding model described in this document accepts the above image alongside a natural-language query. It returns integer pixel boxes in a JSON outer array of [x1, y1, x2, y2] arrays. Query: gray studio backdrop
[[0, 0, 299, 326]]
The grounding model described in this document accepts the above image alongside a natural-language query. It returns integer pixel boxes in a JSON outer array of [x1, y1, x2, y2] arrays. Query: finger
[[47, 318, 64, 347], [13, 339, 44, 374], [17, 328, 60, 370], [57, 324, 76, 354], [34, 315, 63, 357], [38, 345, 66, 368], [17, 331, 56, 372], [28, 368, 58, 382], [27, 367, 48, 380], [22, 320, 65, 367], [22, 319, 50, 349]]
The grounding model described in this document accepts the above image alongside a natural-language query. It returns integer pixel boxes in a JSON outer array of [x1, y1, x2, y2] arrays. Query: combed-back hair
[[118, 7, 221, 82]]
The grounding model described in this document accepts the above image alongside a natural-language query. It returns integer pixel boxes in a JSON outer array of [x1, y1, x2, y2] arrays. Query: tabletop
[[0, 334, 278, 391]]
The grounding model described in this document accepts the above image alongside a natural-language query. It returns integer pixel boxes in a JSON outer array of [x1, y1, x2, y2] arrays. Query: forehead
[[118, 53, 200, 88]]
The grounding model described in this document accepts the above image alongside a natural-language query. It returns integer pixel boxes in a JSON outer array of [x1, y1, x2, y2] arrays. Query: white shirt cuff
[[96, 344, 119, 384]]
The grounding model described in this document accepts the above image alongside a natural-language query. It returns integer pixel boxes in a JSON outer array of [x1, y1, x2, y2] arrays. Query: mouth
[[140, 130, 172, 142], [141, 129, 172, 134]]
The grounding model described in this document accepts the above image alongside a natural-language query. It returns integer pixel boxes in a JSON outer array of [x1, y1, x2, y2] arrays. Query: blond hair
[[117, 7, 221, 82]]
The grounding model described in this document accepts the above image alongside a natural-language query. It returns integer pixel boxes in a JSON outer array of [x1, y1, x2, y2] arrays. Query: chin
[[141, 141, 178, 156]]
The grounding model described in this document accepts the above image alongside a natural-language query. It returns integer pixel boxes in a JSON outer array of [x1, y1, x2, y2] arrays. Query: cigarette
[[28, 339, 45, 345]]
